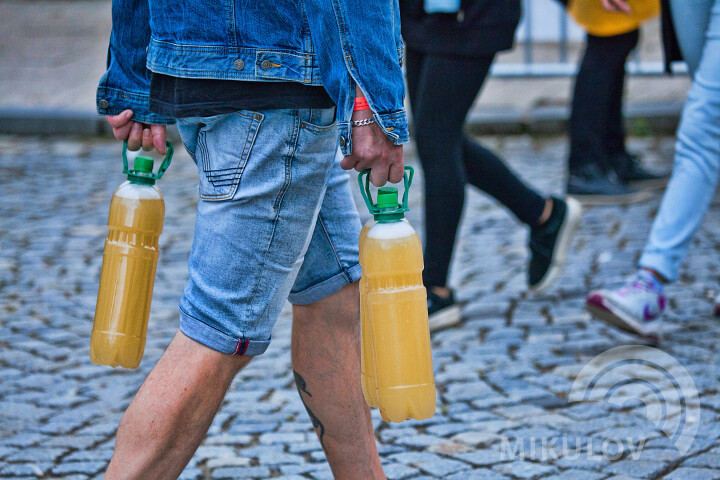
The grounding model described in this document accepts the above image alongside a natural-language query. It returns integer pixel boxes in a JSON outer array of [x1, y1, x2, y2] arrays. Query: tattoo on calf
[[293, 370, 326, 450]]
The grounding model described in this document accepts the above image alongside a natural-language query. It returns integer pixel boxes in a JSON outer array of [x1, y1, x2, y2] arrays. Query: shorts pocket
[[195, 111, 264, 201], [299, 108, 337, 134]]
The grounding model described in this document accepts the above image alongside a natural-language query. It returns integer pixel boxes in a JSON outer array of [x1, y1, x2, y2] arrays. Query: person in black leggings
[[567, 29, 667, 200], [401, 0, 582, 331]]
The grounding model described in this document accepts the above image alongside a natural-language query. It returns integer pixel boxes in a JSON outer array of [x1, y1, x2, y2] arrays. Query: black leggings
[[568, 29, 640, 170], [405, 47, 546, 289]]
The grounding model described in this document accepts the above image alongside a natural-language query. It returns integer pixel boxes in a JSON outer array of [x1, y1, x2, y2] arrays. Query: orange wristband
[[354, 97, 370, 111]]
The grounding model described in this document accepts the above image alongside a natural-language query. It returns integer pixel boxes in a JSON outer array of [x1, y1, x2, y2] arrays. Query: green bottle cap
[[374, 187, 404, 223], [127, 155, 156, 185], [134, 156, 154, 173], [377, 187, 398, 209], [357, 166, 414, 223]]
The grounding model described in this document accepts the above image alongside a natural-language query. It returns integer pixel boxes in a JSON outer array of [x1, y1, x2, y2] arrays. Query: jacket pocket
[[195, 111, 264, 201]]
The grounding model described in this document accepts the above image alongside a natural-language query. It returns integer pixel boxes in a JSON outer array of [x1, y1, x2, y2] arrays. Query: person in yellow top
[[560, 0, 668, 201], [571, 0, 659, 36]]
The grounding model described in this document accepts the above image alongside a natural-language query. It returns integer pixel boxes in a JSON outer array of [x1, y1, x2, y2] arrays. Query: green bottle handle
[[122, 140, 174, 181], [358, 166, 414, 215]]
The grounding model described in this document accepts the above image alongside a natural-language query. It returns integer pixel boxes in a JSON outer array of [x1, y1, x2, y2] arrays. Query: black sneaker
[[567, 163, 651, 205], [608, 152, 669, 189], [427, 290, 462, 332], [528, 196, 582, 294]]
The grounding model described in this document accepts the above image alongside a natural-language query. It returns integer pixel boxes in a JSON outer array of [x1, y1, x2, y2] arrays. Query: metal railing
[[491, 0, 686, 78]]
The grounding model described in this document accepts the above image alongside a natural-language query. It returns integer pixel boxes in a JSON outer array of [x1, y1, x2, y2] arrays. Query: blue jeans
[[176, 108, 361, 356], [638, 0, 720, 282]]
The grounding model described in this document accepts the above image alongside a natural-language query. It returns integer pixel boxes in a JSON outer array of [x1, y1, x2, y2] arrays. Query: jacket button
[[234, 59, 245, 70], [98, 99, 109, 109], [260, 59, 272, 71], [339, 136, 347, 147]]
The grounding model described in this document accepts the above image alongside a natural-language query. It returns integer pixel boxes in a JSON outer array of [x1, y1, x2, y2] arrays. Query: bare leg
[[292, 282, 385, 479], [105, 332, 251, 480]]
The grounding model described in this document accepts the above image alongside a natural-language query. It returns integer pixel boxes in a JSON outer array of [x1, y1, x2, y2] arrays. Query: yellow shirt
[[568, 0, 660, 36]]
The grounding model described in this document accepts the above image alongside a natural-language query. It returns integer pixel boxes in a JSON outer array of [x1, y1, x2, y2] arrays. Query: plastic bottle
[[358, 167, 436, 422], [90, 143, 173, 369], [359, 218, 379, 408]]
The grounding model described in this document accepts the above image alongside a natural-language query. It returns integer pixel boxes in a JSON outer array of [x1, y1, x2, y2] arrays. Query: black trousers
[[405, 47, 546, 289], [568, 29, 640, 171]]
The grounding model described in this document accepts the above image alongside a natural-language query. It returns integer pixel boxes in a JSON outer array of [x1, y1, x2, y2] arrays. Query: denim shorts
[[176, 108, 361, 356]]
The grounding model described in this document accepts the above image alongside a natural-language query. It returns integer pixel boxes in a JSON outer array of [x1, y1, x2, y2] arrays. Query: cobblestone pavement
[[1, 134, 718, 480]]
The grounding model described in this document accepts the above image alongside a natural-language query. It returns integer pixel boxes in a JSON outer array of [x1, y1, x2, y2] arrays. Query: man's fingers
[[141, 128, 154, 151], [111, 122, 133, 142], [387, 154, 405, 184], [106, 109, 134, 129], [369, 164, 389, 187], [340, 155, 357, 171], [151, 125, 167, 154], [107, 110, 134, 141], [127, 122, 143, 151]]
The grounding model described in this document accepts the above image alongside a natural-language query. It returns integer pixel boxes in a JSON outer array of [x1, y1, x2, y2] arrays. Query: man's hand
[[602, 0, 632, 14], [106, 109, 167, 154], [340, 105, 404, 187]]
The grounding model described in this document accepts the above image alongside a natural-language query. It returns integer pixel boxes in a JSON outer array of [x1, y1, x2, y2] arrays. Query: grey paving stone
[[226, 422, 279, 434], [389, 451, 470, 477], [383, 461, 421, 479], [6, 447, 68, 463], [44, 434, 106, 450], [205, 457, 251, 469], [0, 463, 51, 477], [426, 422, 472, 437], [683, 452, 720, 469], [443, 380, 496, 402], [452, 449, 511, 467], [51, 462, 106, 476], [64, 449, 114, 463], [663, 468, 720, 480], [446, 468, 511, 480], [0, 432, 47, 448], [492, 460, 558, 479], [178, 467, 204, 480], [210, 466, 271, 479], [394, 434, 445, 448], [452, 431, 503, 448], [605, 459, 670, 478], [544, 471, 605, 480]]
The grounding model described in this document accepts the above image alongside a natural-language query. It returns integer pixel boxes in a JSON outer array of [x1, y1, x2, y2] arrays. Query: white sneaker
[[586, 274, 666, 342]]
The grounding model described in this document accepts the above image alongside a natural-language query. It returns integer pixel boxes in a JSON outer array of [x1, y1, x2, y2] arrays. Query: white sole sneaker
[[428, 304, 462, 332], [530, 197, 583, 295], [586, 291, 662, 343]]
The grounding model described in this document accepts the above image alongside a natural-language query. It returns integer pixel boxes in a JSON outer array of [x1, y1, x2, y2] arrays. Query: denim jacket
[[96, 0, 408, 154]]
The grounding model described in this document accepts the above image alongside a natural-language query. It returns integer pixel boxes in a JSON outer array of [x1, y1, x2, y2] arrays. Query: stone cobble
[[0, 134, 718, 479]]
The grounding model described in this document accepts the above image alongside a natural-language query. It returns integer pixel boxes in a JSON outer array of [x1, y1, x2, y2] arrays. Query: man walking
[[96, 0, 408, 478]]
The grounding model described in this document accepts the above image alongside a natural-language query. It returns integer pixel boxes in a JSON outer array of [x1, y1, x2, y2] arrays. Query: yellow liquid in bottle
[[359, 220, 378, 408], [91, 181, 165, 369], [363, 221, 435, 422]]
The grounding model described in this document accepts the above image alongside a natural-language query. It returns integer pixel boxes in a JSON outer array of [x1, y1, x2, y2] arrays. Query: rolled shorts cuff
[[288, 263, 361, 306], [179, 309, 271, 356], [638, 252, 677, 283]]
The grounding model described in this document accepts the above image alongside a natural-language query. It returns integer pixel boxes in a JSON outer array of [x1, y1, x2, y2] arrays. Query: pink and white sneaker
[[586, 273, 666, 343]]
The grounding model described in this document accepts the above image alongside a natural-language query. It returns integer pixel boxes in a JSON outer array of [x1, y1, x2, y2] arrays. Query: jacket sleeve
[[96, 0, 175, 124], [304, 0, 409, 155]]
